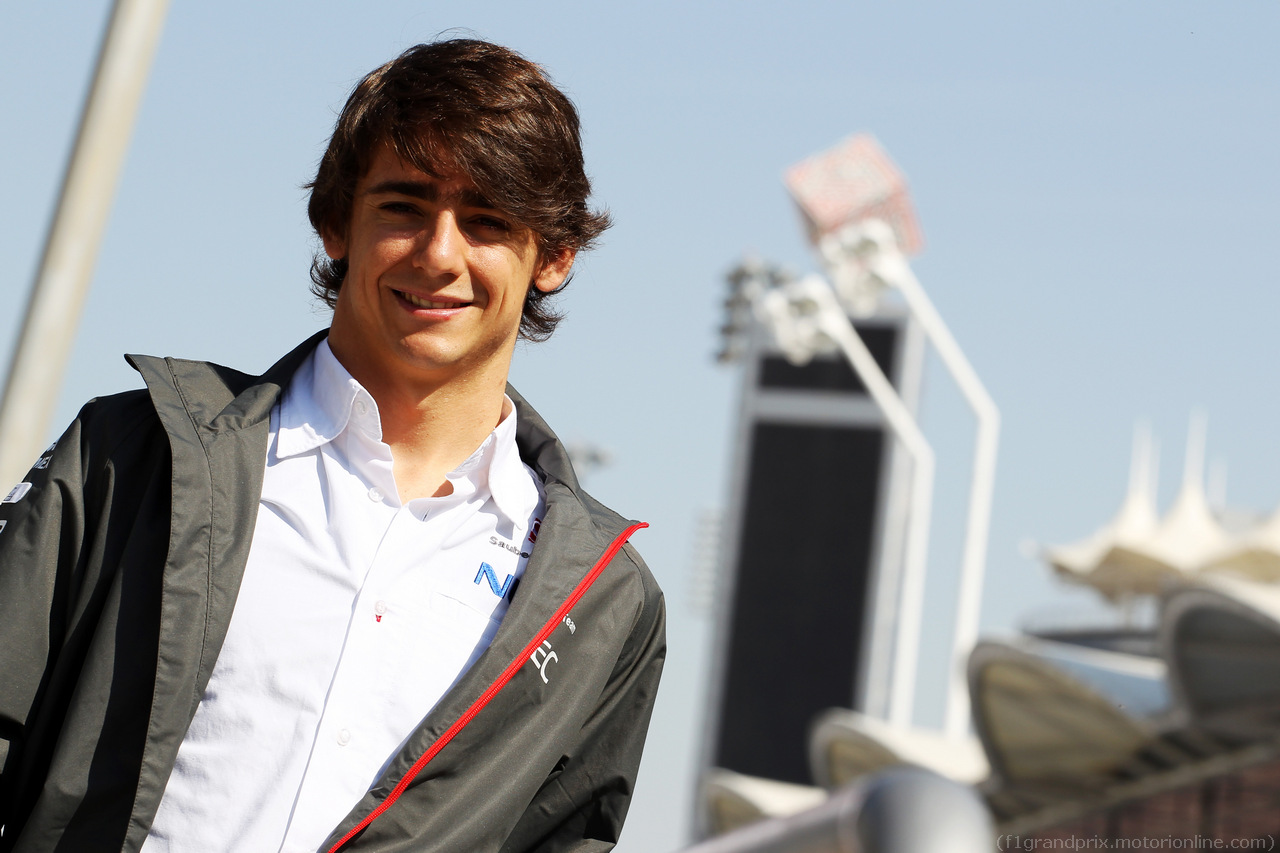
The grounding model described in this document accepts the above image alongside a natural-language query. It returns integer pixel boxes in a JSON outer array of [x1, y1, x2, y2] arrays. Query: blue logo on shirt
[[474, 562, 514, 598]]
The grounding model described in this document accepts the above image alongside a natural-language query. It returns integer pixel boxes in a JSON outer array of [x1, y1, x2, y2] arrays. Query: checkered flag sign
[[784, 133, 924, 255]]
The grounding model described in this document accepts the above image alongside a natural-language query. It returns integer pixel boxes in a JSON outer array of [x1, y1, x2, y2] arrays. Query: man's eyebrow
[[364, 180, 498, 210]]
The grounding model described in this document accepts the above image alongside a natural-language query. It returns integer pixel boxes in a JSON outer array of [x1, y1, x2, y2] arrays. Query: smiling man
[[0, 40, 665, 853], [318, 142, 576, 502]]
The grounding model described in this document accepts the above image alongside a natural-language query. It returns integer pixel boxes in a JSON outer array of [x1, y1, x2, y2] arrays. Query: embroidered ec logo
[[530, 640, 558, 684]]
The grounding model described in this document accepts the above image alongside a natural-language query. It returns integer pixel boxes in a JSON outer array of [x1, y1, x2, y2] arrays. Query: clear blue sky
[[3, 3, 1279, 849]]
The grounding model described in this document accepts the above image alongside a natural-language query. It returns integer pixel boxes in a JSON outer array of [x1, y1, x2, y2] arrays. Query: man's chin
[[393, 335, 516, 382]]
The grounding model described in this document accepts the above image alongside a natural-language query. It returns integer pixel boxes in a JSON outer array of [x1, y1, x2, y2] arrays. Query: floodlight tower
[[696, 136, 1000, 839], [748, 268, 937, 732], [786, 135, 1000, 737], [701, 253, 926, 810]]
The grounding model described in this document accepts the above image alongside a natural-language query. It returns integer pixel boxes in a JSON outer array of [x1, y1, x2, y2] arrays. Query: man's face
[[324, 144, 573, 391]]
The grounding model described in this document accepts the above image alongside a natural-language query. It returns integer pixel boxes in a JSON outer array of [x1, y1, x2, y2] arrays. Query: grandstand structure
[[697, 572, 1280, 847], [692, 134, 1280, 850]]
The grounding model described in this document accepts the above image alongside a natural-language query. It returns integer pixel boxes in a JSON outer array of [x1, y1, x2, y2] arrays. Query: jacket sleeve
[[0, 414, 90, 837], [500, 554, 667, 853], [0, 393, 161, 848]]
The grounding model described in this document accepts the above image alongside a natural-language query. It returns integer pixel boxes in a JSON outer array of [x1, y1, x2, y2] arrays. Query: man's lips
[[394, 290, 472, 310]]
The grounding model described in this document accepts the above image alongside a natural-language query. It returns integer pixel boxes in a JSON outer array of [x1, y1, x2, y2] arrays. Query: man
[[0, 39, 665, 853]]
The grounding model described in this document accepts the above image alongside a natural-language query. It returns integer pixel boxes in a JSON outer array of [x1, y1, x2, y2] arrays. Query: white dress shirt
[[143, 340, 545, 853]]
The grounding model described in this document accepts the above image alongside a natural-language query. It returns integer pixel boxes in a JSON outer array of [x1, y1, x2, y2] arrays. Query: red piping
[[326, 521, 648, 852]]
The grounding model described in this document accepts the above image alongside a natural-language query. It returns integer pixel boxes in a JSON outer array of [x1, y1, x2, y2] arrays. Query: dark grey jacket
[[0, 333, 665, 852]]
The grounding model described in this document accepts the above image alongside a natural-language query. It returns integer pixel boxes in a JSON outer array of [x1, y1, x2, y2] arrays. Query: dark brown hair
[[306, 39, 611, 341]]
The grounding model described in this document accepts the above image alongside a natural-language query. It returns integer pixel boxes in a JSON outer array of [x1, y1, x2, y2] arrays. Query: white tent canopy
[[1202, 507, 1280, 582], [1048, 423, 1165, 598], [1046, 416, 1258, 600]]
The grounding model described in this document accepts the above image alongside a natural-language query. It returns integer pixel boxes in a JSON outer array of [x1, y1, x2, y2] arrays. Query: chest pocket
[[367, 591, 502, 716], [427, 589, 505, 643]]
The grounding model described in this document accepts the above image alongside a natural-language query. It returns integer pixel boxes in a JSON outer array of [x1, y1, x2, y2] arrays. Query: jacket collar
[[126, 329, 328, 436], [129, 329, 606, 535]]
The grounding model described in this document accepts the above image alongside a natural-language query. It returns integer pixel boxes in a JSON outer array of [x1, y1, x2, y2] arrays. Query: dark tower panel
[[714, 421, 885, 783], [700, 314, 920, 804], [757, 326, 898, 393]]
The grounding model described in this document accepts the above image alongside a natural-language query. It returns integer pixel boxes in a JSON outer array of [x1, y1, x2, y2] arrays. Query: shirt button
[[374, 600, 388, 616], [354, 399, 368, 416], [337, 728, 351, 746], [368, 487, 382, 502]]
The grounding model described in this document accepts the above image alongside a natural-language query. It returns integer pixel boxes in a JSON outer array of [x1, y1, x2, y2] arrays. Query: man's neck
[[326, 341, 512, 504]]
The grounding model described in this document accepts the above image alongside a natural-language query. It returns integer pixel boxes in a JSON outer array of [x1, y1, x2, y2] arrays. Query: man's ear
[[321, 228, 347, 261], [533, 249, 576, 294]]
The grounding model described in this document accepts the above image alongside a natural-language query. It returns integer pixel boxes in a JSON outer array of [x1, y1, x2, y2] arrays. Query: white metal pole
[[882, 261, 1000, 738], [801, 280, 935, 728], [0, 0, 170, 489]]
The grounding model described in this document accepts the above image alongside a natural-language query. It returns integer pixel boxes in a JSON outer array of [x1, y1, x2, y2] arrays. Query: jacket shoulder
[[66, 389, 167, 469], [78, 387, 162, 435], [5, 390, 163, 492], [576, 488, 665, 669], [578, 485, 662, 589]]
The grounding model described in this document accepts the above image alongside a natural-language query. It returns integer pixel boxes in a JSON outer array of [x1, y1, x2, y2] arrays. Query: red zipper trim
[[325, 521, 648, 852]]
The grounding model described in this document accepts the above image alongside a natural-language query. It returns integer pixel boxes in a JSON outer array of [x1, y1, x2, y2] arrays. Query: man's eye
[[380, 202, 418, 215], [472, 215, 511, 233]]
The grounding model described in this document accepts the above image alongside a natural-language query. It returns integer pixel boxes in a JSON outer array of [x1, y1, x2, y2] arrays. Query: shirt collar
[[485, 397, 544, 524], [274, 340, 541, 525], [275, 339, 377, 457], [433, 394, 542, 524]]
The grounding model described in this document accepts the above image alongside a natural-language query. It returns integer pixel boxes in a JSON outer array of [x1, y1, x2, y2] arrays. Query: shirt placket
[[278, 421, 395, 849], [280, 436, 467, 850]]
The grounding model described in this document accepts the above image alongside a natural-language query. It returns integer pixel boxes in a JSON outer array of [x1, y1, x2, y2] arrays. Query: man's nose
[[417, 212, 466, 276]]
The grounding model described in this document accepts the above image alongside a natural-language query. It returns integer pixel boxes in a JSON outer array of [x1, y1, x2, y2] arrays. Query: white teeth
[[400, 291, 466, 309]]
